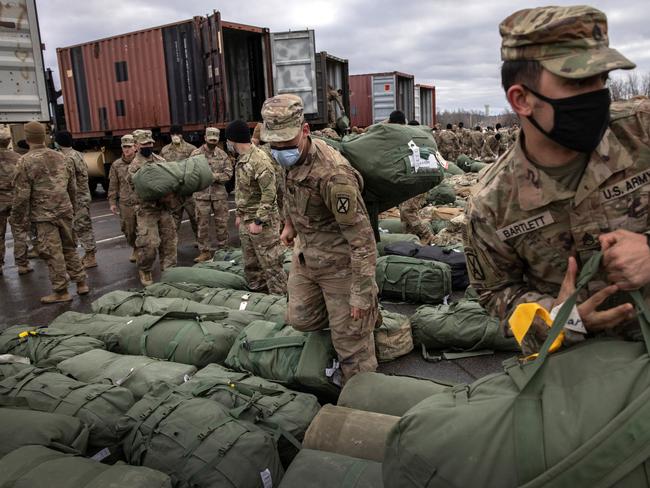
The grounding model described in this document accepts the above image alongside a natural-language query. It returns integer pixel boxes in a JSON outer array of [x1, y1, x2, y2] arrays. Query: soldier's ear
[[507, 84, 533, 117]]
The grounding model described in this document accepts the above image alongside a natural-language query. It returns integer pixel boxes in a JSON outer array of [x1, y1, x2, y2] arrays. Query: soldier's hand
[[281, 222, 296, 246], [600, 229, 650, 290], [110, 204, 119, 215], [350, 307, 368, 320], [248, 222, 263, 235]]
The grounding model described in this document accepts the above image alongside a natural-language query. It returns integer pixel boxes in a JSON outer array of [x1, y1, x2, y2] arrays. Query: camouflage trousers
[[35, 217, 86, 293], [399, 195, 434, 244], [286, 252, 379, 385], [134, 206, 177, 273], [118, 202, 137, 248], [73, 202, 97, 253], [171, 195, 198, 239], [195, 197, 229, 252], [239, 218, 287, 295], [0, 204, 28, 267]]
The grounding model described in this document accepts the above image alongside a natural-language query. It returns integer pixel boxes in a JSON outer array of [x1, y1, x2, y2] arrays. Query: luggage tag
[[508, 303, 566, 359], [239, 293, 251, 311]]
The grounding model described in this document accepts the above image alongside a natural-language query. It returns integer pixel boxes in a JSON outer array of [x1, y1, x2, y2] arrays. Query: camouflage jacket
[[12, 144, 76, 223], [481, 134, 500, 162], [160, 140, 197, 162], [469, 131, 485, 158], [437, 130, 462, 161], [191, 144, 233, 200], [284, 138, 377, 309], [108, 156, 137, 206], [463, 98, 650, 353], [235, 145, 279, 223], [127, 152, 167, 210], [59, 147, 91, 205], [258, 143, 285, 215], [0, 148, 20, 206]]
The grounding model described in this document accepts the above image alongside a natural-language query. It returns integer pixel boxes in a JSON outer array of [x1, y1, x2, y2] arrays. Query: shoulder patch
[[330, 183, 357, 225]]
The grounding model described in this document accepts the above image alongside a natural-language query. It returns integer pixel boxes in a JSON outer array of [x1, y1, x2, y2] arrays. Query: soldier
[[252, 122, 285, 217], [481, 131, 502, 163], [388, 110, 406, 125], [469, 126, 485, 159], [128, 130, 177, 285], [456, 122, 472, 156], [192, 127, 233, 263], [437, 123, 462, 162], [225, 119, 287, 294], [108, 134, 138, 262], [327, 85, 345, 128], [464, 5, 644, 355], [12, 121, 88, 303], [55, 131, 97, 269], [160, 125, 199, 241], [0, 127, 31, 276], [262, 94, 379, 384], [399, 194, 434, 244]]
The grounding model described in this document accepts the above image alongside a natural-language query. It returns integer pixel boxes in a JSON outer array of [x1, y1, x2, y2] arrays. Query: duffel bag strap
[[246, 335, 306, 352]]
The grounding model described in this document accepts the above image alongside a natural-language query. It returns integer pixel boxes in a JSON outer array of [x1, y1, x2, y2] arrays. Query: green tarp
[[375, 255, 452, 304], [132, 154, 213, 201]]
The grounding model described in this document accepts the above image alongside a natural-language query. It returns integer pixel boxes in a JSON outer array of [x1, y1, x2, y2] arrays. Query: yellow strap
[[508, 303, 564, 359]]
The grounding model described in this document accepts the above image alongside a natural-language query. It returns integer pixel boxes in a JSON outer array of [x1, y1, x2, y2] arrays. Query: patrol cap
[[205, 127, 220, 142], [135, 129, 154, 145], [0, 125, 10, 140], [500, 5, 636, 79], [121, 134, 135, 147], [260, 94, 304, 143]]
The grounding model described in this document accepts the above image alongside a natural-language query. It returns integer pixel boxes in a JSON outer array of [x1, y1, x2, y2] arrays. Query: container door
[[414, 86, 421, 123], [270, 30, 318, 114], [200, 11, 228, 123], [0, 0, 49, 122], [371, 74, 396, 124]]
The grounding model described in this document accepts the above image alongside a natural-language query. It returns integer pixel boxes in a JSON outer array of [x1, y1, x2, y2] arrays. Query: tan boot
[[193, 251, 212, 263], [138, 270, 153, 286], [76, 281, 90, 295], [17, 266, 34, 275], [129, 250, 137, 263], [40, 291, 72, 304], [82, 252, 97, 269]]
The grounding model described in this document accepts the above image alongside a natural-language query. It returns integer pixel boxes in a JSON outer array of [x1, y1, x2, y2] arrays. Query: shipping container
[[0, 0, 49, 123], [349, 72, 414, 127], [415, 84, 436, 127]]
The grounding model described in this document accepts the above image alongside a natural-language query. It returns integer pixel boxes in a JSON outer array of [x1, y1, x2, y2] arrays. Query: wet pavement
[[0, 192, 509, 384]]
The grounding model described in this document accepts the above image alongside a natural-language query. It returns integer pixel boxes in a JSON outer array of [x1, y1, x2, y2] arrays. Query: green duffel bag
[[456, 154, 488, 173], [375, 255, 451, 304], [179, 363, 320, 465], [226, 321, 339, 398], [427, 183, 457, 205], [374, 310, 413, 362], [132, 154, 213, 201], [0, 325, 105, 368], [212, 248, 244, 263], [376, 233, 420, 257], [57, 349, 196, 400], [279, 449, 383, 488], [443, 160, 465, 175], [0, 406, 89, 457], [384, 252, 650, 487], [120, 385, 284, 488], [194, 259, 246, 277], [0, 366, 134, 448], [410, 299, 519, 358], [429, 218, 449, 234], [144, 281, 205, 300], [160, 267, 248, 290], [116, 312, 242, 367], [337, 372, 452, 417], [0, 445, 172, 487], [378, 218, 404, 234], [197, 288, 288, 324], [50, 311, 132, 351], [0, 358, 31, 379]]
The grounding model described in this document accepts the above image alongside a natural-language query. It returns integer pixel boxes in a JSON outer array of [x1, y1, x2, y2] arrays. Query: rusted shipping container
[[414, 84, 436, 127], [349, 72, 414, 128]]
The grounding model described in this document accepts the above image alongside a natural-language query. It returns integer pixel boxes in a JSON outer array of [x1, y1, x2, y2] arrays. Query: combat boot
[[193, 251, 212, 263], [17, 265, 34, 275], [129, 250, 137, 263], [76, 281, 90, 295], [82, 252, 97, 269], [138, 270, 153, 286], [40, 291, 72, 304]]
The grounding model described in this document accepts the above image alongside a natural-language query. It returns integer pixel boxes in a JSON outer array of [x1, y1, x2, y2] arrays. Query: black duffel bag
[[415, 245, 468, 290]]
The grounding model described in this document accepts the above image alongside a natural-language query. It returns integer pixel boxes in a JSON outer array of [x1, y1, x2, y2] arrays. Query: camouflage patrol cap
[[121, 134, 135, 147], [135, 129, 154, 145], [260, 94, 304, 143], [205, 127, 220, 142], [0, 125, 10, 140], [500, 5, 635, 79]]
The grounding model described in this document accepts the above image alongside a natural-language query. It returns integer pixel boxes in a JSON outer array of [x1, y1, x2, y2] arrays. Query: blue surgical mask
[[272, 147, 301, 168]]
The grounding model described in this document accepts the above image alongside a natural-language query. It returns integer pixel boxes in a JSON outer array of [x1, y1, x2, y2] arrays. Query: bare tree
[[609, 70, 650, 100]]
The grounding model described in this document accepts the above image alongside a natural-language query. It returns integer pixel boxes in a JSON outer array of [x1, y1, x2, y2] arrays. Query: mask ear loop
[[521, 84, 556, 140]]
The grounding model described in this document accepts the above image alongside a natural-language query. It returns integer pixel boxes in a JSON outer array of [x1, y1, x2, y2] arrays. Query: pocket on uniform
[[135, 228, 149, 248]]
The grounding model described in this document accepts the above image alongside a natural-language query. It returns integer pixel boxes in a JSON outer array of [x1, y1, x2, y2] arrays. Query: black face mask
[[140, 147, 153, 157], [524, 85, 611, 154]]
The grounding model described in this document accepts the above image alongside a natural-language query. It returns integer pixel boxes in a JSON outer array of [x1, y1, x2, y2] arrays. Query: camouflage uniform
[[191, 136, 233, 252], [235, 144, 287, 294], [59, 147, 96, 256], [327, 88, 345, 128], [436, 129, 462, 162], [0, 145, 29, 271], [160, 139, 198, 237], [469, 130, 485, 159], [12, 144, 86, 293], [481, 133, 501, 163], [457, 127, 473, 156], [128, 133, 177, 274], [464, 6, 638, 355], [261, 94, 379, 384], [399, 193, 434, 244], [108, 145, 137, 248]]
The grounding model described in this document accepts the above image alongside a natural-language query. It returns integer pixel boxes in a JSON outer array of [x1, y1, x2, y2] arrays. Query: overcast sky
[[37, 0, 650, 114]]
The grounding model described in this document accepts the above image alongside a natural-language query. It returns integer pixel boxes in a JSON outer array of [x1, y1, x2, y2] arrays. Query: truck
[[348, 72, 415, 127]]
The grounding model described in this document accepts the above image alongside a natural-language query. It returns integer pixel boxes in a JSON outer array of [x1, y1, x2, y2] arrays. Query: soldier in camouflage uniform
[[192, 127, 234, 262], [481, 131, 503, 163], [226, 119, 287, 294], [437, 124, 462, 162], [262, 94, 379, 384], [127, 130, 177, 285], [455, 122, 473, 156], [160, 125, 199, 241], [327, 86, 345, 128], [0, 127, 31, 276], [464, 5, 644, 355], [468, 126, 485, 159], [252, 122, 285, 217], [399, 193, 434, 244], [108, 134, 138, 262], [12, 122, 88, 303]]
